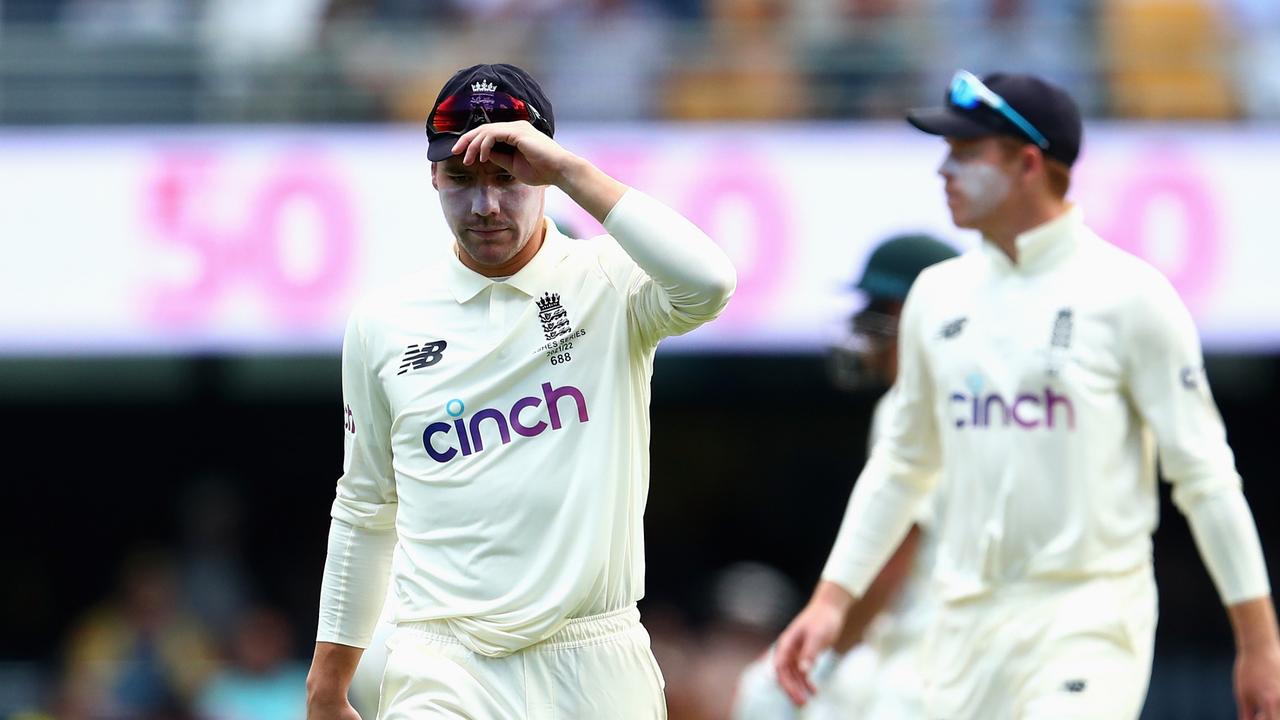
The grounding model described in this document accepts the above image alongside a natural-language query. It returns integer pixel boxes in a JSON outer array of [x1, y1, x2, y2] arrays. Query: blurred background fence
[[2, 1, 1279, 719]]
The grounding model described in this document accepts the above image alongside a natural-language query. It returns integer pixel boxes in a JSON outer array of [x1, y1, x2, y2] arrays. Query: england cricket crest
[[1045, 307, 1073, 377], [533, 292, 585, 366], [536, 292, 571, 341]]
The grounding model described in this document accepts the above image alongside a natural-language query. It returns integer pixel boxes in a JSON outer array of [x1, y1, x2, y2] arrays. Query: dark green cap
[[855, 233, 959, 299]]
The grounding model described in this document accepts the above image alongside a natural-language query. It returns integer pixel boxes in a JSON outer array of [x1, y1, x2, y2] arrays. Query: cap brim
[[427, 136, 459, 162], [427, 136, 521, 163], [906, 106, 998, 139]]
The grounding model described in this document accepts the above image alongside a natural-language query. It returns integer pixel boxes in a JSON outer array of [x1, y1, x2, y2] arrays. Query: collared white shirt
[[824, 207, 1269, 606], [319, 189, 735, 656]]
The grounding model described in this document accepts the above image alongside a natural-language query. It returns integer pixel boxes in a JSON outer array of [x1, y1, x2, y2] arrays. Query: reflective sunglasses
[[948, 70, 1050, 150], [427, 90, 549, 136]]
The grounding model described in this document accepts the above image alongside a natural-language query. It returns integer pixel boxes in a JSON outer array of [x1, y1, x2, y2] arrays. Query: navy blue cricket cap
[[425, 63, 555, 162], [907, 72, 1083, 167]]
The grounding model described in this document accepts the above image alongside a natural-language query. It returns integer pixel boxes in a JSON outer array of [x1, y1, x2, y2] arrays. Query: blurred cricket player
[[304, 63, 736, 719], [732, 234, 957, 720], [774, 71, 1280, 719]]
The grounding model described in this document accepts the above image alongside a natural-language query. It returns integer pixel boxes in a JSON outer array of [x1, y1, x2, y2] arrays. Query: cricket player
[[774, 71, 1280, 719], [732, 234, 957, 720], [304, 63, 736, 719]]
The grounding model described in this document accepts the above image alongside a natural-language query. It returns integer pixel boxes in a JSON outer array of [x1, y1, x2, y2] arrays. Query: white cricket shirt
[[823, 206, 1270, 606], [317, 189, 735, 656]]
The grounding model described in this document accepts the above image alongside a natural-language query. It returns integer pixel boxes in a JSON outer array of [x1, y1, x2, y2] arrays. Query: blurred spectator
[[196, 608, 308, 720], [537, 0, 670, 120], [59, 0, 189, 43], [1, 0, 67, 24], [47, 0, 200, 123], [917, 0, 1102, 114], [1223, 0, 1280, 118], [197, 0, 331, 120], [1100, 0, 1238, 118], [442, 0, 569, 21], [795, 0, 924, 118], [60, 550, 218, 720], [663, 0, 813, 119]]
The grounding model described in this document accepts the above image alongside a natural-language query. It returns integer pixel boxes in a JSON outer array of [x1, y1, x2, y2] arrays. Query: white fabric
[[316, 188, 735, 655], [923, 566, 1157, 719], [377, 606, 666, 719], [821, 206, 1270, 607], [317, 518, 397, 648]]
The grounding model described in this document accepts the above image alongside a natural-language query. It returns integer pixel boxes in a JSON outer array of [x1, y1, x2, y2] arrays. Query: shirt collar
[[445, 217, 570, 304], [981, 205, 1083, 273]]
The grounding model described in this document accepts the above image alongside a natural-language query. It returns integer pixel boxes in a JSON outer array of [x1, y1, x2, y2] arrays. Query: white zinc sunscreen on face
[[942, 156, 1012, 220]]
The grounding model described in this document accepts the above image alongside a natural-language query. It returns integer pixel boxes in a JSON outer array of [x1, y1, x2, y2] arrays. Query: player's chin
[[475, 245, 524, 268], [948, 206, 977, 229]]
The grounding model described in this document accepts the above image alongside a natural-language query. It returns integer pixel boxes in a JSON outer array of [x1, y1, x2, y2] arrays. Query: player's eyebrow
[[440, 157, 509, 175], [440, 158, 472, 174]]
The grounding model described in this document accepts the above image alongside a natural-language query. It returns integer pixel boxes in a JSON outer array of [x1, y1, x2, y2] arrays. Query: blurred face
[[858, 300, 902, 387], [829, 298, 903, 391], [433, 156, 546, 273], [938, 137, 1018, 229]]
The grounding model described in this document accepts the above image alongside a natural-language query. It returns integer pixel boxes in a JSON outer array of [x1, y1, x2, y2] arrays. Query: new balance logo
[[940, 316, 967, 339], [398, 341, 447, 375]]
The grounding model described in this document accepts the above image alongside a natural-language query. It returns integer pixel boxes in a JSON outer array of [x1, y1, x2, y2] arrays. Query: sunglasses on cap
[[948, 70, 1050, 150], [427, 90, 549, 136]]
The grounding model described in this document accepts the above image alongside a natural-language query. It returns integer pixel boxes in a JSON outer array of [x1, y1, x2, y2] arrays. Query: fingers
[[797, 631, 825, 696], [772, 627, 810, 706], [465, 133, 497, 165], [453, 122, 529, 164], [1259, 694, 1280, 720], [1239, 679, 1280, 720], [451, 130, 475, 159]]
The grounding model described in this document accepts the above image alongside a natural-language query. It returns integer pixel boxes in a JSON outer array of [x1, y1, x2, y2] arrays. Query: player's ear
[[430, 161, 440, 190], [1020, 145, 1043, 182]]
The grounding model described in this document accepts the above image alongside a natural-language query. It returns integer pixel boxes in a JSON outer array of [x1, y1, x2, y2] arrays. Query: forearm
[[832, 525, 922, 652], [306, 641, 363, 703], [554, 154, 628, 224], [1228, 596, 1280, 652], [317, 517, 397, 647]]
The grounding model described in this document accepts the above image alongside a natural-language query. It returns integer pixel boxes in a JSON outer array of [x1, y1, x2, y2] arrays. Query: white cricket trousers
[[377, 605, 667, 720], [922, 565, 1158, 720]]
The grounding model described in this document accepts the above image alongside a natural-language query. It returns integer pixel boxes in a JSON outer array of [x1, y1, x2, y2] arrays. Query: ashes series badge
[[533, 292, 586, 366]]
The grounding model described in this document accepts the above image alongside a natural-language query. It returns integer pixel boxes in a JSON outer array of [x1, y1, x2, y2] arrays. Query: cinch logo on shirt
[[422, 382, 590, 463], [949, 387, 1076, 430]]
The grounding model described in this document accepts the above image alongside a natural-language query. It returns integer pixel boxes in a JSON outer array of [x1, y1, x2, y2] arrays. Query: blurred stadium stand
[[0, 0, 1277, 124], [2, 1, 1279, 719]]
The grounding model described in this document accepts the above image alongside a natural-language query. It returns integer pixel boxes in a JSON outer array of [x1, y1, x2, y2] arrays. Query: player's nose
[[938, 156, 956, 179], [471, 185, 500, 216]]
